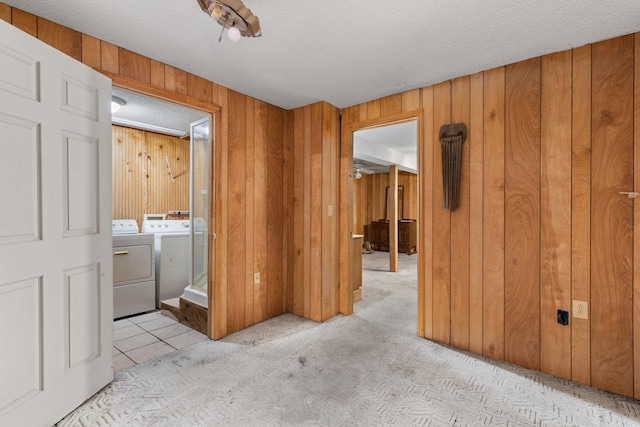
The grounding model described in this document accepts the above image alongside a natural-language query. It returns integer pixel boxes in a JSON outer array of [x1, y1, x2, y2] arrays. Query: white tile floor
[[113, 311, 208, 370]]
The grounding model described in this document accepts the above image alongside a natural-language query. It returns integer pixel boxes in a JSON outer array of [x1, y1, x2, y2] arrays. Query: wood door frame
[[105, 72, 221, 339], [339, 110, 423, 317]]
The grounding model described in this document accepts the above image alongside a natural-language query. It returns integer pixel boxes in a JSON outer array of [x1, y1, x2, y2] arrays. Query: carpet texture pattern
[[58, 252, 640, 426]]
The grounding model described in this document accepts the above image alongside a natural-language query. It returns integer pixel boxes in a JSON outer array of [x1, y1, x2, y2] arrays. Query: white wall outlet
[[254, 272, 260, 284], [573, 300, 588, 320], [328, 205, 334, 217]]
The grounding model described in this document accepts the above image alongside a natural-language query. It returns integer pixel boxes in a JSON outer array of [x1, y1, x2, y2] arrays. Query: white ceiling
[[354, 122, 418, 174], [4, 0, 640, 110], [112, 88, 207, 136]]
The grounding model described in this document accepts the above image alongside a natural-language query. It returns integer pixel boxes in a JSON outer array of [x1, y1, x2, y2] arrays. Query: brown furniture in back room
[[370, 219, 417, 254]]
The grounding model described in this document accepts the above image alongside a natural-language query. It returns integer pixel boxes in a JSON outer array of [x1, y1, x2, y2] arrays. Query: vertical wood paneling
[[591, 35, 634, 397], [268, 105, 285, 318], [81, 34, 101, 69], [11, 8, 36, 37], [150, 60, 165, 89], [468, 72, 484, 354], [284, 110, 294, 314], [321, 103, 333, 320], [420, 86, 434, 339], [381, 94, 403, 116], [111, 126, 189, 226], [119, 48, 151, 84], [357, 104, 368, 122], [340, 106, 355, 316], [0, 4, 10, 23], [227, 90, 247, 333], [634, 34, 640, 400], [37, 18, 81, 61], [402, 90, 421, 112], [310, 103, 323, 321], [254, 101, 269, 323], [100, 41, 119, 74], [303, 106, 312, 318], [482, 67, 505, 360], [146, 133, 190, 215], [165, 65, 188, 95], [340, 27, 640, 399], [367, 99, 381, 120], [330, 104, 340, 316], [504, 58, 541, 370], [450, 76, 471, 350], [292, 108, 305, 316], [244, 99, 255, 326], [432, 81, 452, 344], [214, 85, 229, 339], [389, 165, 399, 272], [540, 51, 572, 379], [289, 102, 340, 321], [353, 176, 365, 233], [571, 44, 592, 386], [353, 172, 418, 232], [188, 74, 213, 104]]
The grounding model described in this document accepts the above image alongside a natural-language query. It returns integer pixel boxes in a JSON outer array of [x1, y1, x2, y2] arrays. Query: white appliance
[[141, 219, 190, 307], [112, 219, 156, 318]]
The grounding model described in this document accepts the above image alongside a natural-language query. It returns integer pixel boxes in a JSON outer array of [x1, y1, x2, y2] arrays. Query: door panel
[[0, 20, 113, 426]]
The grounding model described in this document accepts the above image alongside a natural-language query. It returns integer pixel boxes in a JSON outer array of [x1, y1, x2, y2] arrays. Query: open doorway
[[110, 88, 213, 345], [350, 120, 419, 320]]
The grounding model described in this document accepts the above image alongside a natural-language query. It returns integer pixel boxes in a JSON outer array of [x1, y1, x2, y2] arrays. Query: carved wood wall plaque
[[439, 123, 467, 211]]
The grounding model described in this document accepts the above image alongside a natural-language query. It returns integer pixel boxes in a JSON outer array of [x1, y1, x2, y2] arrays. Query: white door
[[0, 20, 113, 427]]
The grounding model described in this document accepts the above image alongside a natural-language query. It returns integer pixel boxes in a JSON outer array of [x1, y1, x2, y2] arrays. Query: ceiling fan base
[[197, 0, 261, 38]]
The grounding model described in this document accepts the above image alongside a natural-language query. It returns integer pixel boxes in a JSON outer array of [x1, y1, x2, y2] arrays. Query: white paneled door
[[0, 20, 113, 426]]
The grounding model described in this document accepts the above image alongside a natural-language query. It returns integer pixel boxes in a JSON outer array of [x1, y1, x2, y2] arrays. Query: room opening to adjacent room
[[110, 88, 215, 360], [350, 119, 419, 324]]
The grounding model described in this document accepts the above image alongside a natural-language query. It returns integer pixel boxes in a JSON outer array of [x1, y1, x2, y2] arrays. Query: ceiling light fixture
[[354, 168, 363, 180], [111, 96, 125, 114], [196, 0, 261, 42]]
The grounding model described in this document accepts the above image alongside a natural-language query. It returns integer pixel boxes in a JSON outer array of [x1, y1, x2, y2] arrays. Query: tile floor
[[113, 311, 208, 370]]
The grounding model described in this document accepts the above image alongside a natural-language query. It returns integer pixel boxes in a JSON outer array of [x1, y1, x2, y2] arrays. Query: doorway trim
[[339, 110, 424, 322], [107, 73, 221, 339]]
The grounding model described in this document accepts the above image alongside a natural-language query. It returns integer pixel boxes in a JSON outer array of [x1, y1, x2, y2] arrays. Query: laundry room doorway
[[110, 86, 216, 336]]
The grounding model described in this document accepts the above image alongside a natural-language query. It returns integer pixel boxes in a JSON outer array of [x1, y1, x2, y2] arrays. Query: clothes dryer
[[141, 220, 190, 307]]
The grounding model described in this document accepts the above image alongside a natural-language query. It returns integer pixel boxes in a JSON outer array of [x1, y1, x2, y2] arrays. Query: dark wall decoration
[[439, 123, 467, 211]]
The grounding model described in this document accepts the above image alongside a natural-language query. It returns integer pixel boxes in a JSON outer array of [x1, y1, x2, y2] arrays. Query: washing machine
[[141, 219, 190, 307], [112, 219, 156, 318]]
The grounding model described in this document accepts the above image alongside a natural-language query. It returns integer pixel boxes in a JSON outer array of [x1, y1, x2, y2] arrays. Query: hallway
[[58, 252, 640, 426]]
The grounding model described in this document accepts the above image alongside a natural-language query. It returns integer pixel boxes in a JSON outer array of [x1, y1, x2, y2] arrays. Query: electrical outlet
[[254, 272, 260, 284], [573, 300, 588, 320]]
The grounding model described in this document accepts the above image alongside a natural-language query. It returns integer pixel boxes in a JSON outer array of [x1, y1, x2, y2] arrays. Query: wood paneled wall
[[8, 3, 640, 399], [1, 4, 287, 339], [284, 102, 341, 322], [353, 172, 418, 235], [342, 34, 640, 399], [111, 126, 190, 226]]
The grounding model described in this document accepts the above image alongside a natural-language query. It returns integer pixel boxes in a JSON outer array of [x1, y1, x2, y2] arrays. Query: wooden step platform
[[160, 296, 208, 336]]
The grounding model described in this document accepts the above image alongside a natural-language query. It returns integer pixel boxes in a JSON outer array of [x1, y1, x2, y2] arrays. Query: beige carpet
[[58, 251, 640, 426]]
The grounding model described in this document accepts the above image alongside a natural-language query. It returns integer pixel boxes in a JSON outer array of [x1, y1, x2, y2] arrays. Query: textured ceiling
[[354, 122, 418, 174], [4, 0, 640, 110], [112, 88, 206, 135]]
